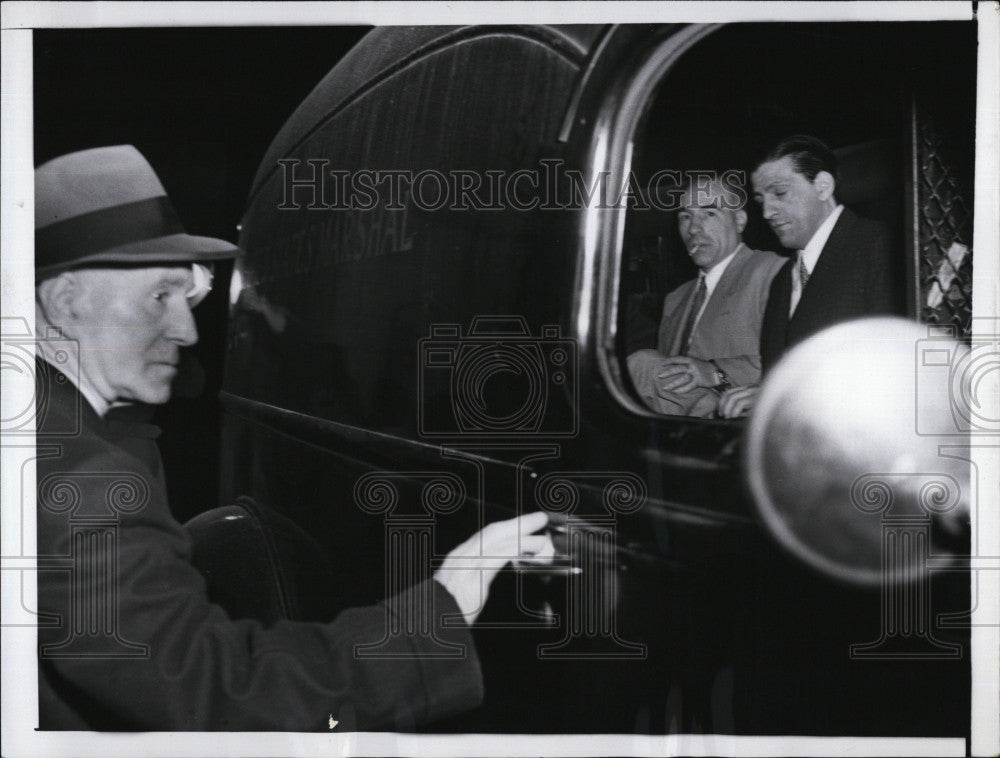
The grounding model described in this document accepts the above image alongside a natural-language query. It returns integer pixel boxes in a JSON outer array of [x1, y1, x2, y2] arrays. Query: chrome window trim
[[574, 23, 723, 419]]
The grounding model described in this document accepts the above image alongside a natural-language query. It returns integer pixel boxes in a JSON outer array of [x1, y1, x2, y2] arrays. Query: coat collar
[[36, 356, 161, 441]]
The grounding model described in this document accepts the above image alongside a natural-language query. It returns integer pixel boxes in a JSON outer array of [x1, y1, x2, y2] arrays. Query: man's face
[[71, 266, 198, 406], [677, 193, 747, 271], [751, 155, 832, 251]]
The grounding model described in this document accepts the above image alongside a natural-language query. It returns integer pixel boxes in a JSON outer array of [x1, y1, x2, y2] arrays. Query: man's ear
[[813, 170, 836, 202], [36, 272, 86, 328], [734, 208, 748, 233]]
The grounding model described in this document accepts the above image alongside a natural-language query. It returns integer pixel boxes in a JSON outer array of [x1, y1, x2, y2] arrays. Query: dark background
[[35, 27, 370, 519]]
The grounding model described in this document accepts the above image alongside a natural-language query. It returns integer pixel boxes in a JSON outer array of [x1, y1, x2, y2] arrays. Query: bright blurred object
[[744, 317, 974, 585]]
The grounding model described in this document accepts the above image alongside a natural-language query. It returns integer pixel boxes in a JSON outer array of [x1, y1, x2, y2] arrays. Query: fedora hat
[[36, 145, 239, 278]]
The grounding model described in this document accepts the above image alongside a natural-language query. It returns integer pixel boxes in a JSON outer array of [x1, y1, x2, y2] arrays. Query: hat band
[[36, 196, 185, 268]]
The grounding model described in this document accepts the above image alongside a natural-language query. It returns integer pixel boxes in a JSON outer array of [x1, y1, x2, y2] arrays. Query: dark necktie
[[679, 275, 707, 356], [789, 252, 811, 317]]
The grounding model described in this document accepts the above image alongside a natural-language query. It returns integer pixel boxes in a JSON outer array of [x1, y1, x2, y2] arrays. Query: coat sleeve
[[36, 442, 483, 732], [710, 353, 763, 388], [704, 252, 786, 386], [862, 221, 904, 315]]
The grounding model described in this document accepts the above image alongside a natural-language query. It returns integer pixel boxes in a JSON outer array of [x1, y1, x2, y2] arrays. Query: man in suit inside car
[[718, 135, 903, 418], [627, 173, 784, 417], [33, 145, 553, 731]]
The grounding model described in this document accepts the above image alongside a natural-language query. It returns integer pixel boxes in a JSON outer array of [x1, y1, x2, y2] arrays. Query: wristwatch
[[709, 360, 732, 392]]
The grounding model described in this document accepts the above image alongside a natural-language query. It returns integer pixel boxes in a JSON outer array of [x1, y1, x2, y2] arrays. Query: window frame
[[574, 23, 725, 421]]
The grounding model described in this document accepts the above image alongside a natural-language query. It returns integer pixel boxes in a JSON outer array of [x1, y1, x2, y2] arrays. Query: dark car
[[214, 23, 975, 736]]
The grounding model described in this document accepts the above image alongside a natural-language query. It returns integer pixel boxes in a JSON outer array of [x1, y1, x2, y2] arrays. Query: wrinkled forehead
[[70, 263, 212, 305], [679, 175, 745, 212], [751, 156, 802, 192], [76, 264, 195, 290]]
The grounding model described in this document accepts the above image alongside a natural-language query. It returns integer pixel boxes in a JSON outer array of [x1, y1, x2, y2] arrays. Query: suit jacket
[[35, 361, 483, 731], [760, 207, 903, 374], [628, 244, 784, 414]]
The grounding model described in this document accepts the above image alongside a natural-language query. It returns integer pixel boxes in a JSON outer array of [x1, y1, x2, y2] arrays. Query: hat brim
[[36, 233, 240, 278]]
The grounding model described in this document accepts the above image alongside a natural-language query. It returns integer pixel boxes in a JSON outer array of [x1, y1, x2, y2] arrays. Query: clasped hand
[[434, 511, 554, 626], [655, 356, 716, 395], [717, 384, 760, 418]]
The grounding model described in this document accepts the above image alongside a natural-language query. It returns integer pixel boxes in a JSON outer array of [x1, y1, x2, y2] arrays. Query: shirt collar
[[799, 204, 844, 272], [36, 347, 111, 418], [701, 242, 743, 297]]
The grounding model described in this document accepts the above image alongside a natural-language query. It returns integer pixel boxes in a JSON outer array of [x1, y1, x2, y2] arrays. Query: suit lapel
[[683, 245, 757, 357], [760, 258, 793, 373], [789, 208, 854, 331], [664, 279, 698, 355], [699, 244, 750, 325]]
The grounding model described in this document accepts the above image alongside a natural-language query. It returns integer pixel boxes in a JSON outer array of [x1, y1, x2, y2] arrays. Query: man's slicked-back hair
[[756, 135, 839, 186]]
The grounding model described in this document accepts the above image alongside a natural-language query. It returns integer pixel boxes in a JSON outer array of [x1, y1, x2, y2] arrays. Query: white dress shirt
[[789, 204, 843, 317]]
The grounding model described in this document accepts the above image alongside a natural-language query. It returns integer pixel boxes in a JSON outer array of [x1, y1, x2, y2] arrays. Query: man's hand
[[718, 384, 760, 418], [655, 356, 716, 395], [434, 511, 554, 626]]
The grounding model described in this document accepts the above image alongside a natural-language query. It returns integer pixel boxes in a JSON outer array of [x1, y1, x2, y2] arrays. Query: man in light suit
[[719, 135, 903, 418], [627, 174, 784, 416]]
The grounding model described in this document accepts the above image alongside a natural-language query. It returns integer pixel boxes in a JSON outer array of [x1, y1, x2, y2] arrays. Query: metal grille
[[917, 120, 974, 339]]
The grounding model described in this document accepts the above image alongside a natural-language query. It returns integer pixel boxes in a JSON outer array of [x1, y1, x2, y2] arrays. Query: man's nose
[[687, 214, 704, 233], [761, 199, 777, 219], [166, 301, 199, 346]]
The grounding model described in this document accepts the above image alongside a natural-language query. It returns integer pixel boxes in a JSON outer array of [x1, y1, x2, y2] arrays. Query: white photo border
[[2, 2, 996, 756]]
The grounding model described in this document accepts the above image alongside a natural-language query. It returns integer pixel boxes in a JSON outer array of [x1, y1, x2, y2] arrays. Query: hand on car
[[718, 384, 760, 418], [434, 511, 554, 626], [656, 356, 715, 394]]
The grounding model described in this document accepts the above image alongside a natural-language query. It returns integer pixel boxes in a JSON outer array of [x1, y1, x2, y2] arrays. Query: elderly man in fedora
[[33, 145, 552, 731]]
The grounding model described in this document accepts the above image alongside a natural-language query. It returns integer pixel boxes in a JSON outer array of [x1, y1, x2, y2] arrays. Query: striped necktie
[[679, 274, 707, 356], [798, 254, 811, 288], [789, 252, 810, 317]]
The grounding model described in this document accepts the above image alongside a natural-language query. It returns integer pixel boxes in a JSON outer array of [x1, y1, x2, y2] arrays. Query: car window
[[591, 22, 977, 419]]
